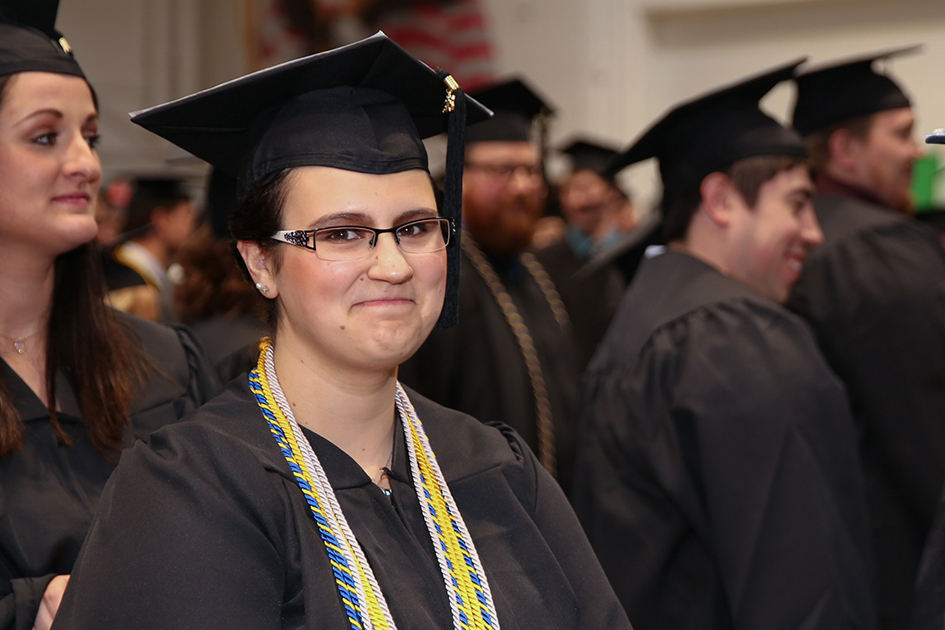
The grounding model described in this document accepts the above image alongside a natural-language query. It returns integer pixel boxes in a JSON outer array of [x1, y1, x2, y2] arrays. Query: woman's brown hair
[[0, 74, 148, 459], [228, 168, 294, 328]]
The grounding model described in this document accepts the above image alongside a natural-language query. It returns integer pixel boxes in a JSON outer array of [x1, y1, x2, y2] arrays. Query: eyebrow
[[15, 108, 63, 127], [787, 187, 814, 201], [14, 109, 99, 128], [305, 207, 438, 230]]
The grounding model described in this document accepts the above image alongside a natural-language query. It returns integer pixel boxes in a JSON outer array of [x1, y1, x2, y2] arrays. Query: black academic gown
[[534, 239, 627, 370], [911, 489, 945, 630], [399, 249, 581, 490], [52, 380, 631, 630], [573, 249, 877, 630], [0, 314, 219, 630], [787, 194, 945, 630]]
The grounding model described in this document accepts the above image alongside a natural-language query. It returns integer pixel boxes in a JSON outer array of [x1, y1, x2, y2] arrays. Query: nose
[[800, 206, 824, 247], [367, 232, 414, 284], [909, 135, 924, 160], [508, 167, 543, 196], [64, 134, 101, 184]]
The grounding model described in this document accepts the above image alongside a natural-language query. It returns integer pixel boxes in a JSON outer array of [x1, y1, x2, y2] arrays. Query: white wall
[[484, 0, 945, 209], [56, 0, 945, 206], [57, 0, 243, 183]]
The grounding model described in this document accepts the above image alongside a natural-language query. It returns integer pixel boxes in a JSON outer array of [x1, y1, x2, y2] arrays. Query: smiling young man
[[571, 61, 877, 630], [787, 49, 945, 630]]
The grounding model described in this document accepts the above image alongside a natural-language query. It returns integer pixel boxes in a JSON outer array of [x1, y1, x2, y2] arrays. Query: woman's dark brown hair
[[228, 168, 294, 328], [0, 73, 148, 459]]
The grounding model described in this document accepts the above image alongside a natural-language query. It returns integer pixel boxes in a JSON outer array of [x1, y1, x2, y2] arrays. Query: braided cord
[[519, 251, 571, 333], [250, 338, 499, 630], [396, 385, 499, 630], [461, 235, 558, 477], [250, 340, 393, 630]]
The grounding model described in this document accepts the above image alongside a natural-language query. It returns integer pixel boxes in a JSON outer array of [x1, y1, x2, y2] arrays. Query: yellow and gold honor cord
[[249, 338, 499, 630], [396, 385, 499, 630]]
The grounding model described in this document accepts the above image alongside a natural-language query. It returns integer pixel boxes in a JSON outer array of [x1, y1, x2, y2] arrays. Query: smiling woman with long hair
[[0, 3, 218, 629], [51, 34, 631, 630]]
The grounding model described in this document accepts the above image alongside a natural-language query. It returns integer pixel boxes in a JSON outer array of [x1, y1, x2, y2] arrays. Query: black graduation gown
[[0, 314, 219, 630], [572, 249, 876, 630], [534, 239, 627, 370], [399, 250, 581, 490], [188, 312, 267, 376], [51, 380, 632, 630], [911, 488, 945, 630], [786, 194, 945, 630]]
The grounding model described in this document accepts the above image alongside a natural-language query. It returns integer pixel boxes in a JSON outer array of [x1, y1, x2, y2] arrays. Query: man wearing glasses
[[400, 78, 582, 491]]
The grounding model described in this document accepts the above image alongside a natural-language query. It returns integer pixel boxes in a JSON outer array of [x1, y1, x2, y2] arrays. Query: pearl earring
[[255, 282, 270, 295]]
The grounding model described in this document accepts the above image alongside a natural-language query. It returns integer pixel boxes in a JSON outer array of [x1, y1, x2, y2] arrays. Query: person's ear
[[698, 172, 739, 228], [236, 241, 279, 299], [828, 127, 863, 174]]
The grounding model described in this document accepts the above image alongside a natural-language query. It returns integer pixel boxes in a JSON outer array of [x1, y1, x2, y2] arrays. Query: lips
[[52, 191, 91, 205], [785, 253, 806, 282], [355, 297, 414, 308]]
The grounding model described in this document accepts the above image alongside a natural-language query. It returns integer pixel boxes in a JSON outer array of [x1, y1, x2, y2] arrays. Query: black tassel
[[435, 70, 467, 329]]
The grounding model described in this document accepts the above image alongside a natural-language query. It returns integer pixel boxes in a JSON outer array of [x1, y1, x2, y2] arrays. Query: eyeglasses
[[271, 217, 453, 262], [465, 162, 543, 182]]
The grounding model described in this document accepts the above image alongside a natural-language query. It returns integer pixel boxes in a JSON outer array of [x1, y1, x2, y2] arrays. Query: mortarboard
[[204, 168, 239, 240], [465, 77, 554, 143], [130, 32, 490, 328], [0, 0, 84, 79], [559, 138, 620, 177], [792, 46, 919, 136], [925, 128, 945, 145], [606, 58, 808, 216]]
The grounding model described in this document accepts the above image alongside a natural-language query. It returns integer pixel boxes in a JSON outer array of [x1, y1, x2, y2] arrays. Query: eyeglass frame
[[270, 216, 455, 261], [464, 161, 544, 182]]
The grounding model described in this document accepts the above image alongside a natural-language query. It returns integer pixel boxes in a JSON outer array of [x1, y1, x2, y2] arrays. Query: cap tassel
[[436, 71, 466, 329]]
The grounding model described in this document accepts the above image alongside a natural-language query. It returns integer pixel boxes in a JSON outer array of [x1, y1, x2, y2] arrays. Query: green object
[[912, 152, 940, 211]]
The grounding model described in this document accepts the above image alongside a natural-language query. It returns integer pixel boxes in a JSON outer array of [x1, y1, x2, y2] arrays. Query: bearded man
[[400, 78, 582, 490]]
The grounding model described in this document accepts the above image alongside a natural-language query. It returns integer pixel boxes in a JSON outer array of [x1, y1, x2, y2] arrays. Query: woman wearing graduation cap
[[51, 34, 631, 630], [0, 2, 219, 629]]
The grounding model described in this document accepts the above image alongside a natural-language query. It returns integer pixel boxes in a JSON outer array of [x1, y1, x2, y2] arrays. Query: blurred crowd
[[3, 1, 945, 629]]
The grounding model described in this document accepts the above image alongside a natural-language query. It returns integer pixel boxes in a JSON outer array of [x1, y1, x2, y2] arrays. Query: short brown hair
[[804, 114, 873, 173], [663, 154, 809, 243]]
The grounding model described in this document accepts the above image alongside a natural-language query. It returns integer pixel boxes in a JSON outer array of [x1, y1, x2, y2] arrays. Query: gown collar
[[0, 354, 82, 423]]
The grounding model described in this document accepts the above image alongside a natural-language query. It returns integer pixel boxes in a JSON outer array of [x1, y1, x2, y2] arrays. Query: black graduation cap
[[925, 128, 945, 145], [131, 32, 490, 328], [606, 58, 808, 216], [559, 138, 620, 177], [792, 46, 919, 136], [0, 0, 83, 79], [204, 168, 239, 240], [465, 77, 554, 143]]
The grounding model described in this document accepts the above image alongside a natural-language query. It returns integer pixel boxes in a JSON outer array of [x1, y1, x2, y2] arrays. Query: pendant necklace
[[0, 330, 38, 355]]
